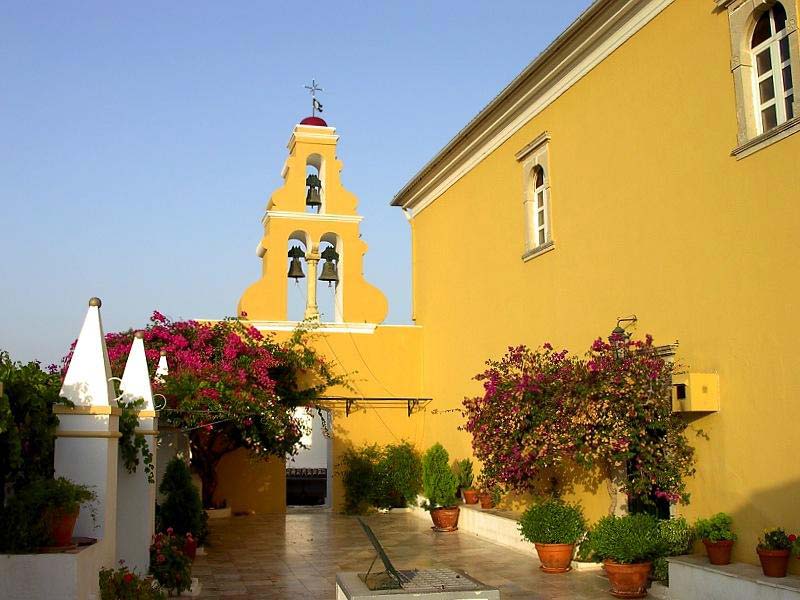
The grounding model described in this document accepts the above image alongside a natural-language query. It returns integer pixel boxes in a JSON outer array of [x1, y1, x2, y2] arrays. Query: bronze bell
[[318, 246, 339, 284], [287, 246, 305, 279], [305, 173, 322, 209]]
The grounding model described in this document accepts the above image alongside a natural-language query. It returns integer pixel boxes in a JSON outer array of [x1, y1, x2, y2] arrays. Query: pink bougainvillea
[[62, 313, 344, 506], [463, 335, 696, 510]]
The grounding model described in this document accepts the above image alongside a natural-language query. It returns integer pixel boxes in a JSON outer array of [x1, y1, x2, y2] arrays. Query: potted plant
[[149, 529, 192, 596], [158, 457, 207, 554], [652, 517, 695, 584], [592, 513, 664, 598], [100, 562, 166, 599], [756, 528, 799, 577], [518, 498, 586, 573], [421, 443, 460, 532], [455, 459, 478, 504], [695, 513, 736, 565], [10, 477, 97, 549]]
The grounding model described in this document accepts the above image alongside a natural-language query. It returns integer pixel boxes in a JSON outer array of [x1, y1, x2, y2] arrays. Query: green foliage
[[118, 398, 154, 484], [421, 443, 459, 510], [100, 564, 166, 600], [149, 530, 191, 596], [340, 444, 382, 514], [659, 517, 695, 555], [694, 513, 736, 542], [158, 458, 207, 543], [518, 498, 586, 544], [0, 477, 96, 551], [759, 527, 796, 551], [375, 442, 422, 509], [340, 442, 423, 513], [454, 458, 474, 490], [575, 530, 596, 562], [652, 517, 695, 583], [592, 513, 666, 564], [0, 351, 67, 505]]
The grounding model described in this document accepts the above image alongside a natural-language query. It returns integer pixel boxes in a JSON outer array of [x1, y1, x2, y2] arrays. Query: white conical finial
[[154, 350, 168, 383], [60, 297, 114, 406], [119, 332, 155, 410]]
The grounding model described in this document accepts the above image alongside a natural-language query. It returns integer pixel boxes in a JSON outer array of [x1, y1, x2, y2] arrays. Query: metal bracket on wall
[[320, 396, 432, 418]]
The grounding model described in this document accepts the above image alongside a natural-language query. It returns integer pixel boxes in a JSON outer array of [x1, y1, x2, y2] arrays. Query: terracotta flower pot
[[757, 547, 790, 577], [703, 539, 734, 565], [478, 493, 494, 509], [48, 508, 79, 547], [534, 543, 574, 573], [183, 537, 198, 561], [430, 507, 460, 532], [603, 561, 651, 599], [462, 489, 479, 504]]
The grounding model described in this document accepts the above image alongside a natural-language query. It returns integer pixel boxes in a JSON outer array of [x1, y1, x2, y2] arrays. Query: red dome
[[300, 116, 328, 126]]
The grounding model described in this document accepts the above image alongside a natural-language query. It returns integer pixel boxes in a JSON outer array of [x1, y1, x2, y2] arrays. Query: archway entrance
[[285, 407, 333, 507]]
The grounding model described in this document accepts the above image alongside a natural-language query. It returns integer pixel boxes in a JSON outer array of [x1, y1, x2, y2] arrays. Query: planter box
[[0, 542, 104, 600], [669, 555, 800, 599]]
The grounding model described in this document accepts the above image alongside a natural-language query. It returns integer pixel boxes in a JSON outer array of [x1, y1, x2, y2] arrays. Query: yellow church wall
[[214, 323, 426, 513], [404, 0, 800, 568]]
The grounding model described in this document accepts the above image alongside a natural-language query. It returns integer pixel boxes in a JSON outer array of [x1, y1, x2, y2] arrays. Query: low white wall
[[0, 541, 104, 600], [669, 555, 800, 600]]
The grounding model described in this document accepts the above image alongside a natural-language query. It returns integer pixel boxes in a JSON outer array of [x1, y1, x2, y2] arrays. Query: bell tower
[[238, 112, 388, 324]]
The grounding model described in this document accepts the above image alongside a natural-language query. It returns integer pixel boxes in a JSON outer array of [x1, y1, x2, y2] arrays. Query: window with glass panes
[[751, 4, 794, 134], [532, 167, 548, 247]]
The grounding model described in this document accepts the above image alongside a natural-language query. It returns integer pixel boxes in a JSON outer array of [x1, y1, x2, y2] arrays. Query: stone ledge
[[409, 501, 603, 571], [669, 554, 800, 599]]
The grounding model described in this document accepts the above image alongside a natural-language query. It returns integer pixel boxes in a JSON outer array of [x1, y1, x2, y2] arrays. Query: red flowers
[[122, 572, 134, 584], [789, 534, 797, 543]]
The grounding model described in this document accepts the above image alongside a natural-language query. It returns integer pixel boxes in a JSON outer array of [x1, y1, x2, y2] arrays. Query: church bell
[[318, 246, 339, 284], [305, 173, 322, 209], [287, 246, 306, 279]]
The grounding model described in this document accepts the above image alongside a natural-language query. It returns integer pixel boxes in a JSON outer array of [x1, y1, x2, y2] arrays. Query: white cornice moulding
[[262, 210, 364, 225], [396, 0, 674, 219], [249, 321, 378, 334], [515, 131, 552, 162]]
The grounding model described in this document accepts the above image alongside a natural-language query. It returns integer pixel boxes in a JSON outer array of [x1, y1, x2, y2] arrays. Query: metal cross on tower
[[304, 79, 324, 116]]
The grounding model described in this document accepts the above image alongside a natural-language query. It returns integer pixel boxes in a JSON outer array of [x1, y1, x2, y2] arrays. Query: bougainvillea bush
[[462, 335, 696, 511], [61, 313, 344, 507]]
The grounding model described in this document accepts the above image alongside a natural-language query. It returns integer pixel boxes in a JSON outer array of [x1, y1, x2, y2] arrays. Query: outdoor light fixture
[[610, 315, 637, 360]]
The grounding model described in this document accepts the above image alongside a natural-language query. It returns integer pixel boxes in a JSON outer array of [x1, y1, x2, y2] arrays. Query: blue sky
[[1, 1, 593, 365]]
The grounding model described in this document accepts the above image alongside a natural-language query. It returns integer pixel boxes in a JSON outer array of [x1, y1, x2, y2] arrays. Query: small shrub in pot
[[652, 517, 695, 583], [694, 513, 736, 565], [518, 498, 586, 573], [756, 527, 799, 577], [592, 514, 665, 598], [421, 443, 460, 531]]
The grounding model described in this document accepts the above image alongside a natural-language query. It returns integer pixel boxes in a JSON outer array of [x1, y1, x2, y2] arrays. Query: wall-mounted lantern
[[610, 315, 637, 360]]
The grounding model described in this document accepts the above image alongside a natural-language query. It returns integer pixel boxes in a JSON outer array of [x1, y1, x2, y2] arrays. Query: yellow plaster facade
[[393, 0, 800, 569], [224, 0, 800, 571]]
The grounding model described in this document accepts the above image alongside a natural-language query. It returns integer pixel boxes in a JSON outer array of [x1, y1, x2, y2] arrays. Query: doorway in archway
[[285, 407, 333, 507]]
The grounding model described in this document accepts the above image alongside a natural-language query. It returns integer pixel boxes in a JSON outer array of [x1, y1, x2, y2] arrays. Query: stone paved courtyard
[[192, 509, 615, 599]]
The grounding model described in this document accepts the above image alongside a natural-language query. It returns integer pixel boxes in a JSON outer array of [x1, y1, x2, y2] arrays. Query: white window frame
[[516, 132, 554, 260], [751, 5, 794, 133], [721, 0, 800, 158]]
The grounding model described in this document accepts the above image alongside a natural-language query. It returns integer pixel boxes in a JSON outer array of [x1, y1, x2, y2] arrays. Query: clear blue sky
[[1, 1, 593, 366]]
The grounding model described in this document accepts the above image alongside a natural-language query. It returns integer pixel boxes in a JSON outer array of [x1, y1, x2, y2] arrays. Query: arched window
[[532, 166, 549, 248], [751, 4, 794, 133]]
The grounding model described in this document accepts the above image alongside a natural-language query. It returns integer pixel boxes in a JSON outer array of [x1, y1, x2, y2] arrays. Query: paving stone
[[192, 509, 613, 599]]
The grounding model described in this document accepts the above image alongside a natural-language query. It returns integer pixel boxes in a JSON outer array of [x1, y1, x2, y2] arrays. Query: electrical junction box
[[672, 373, 720, 412]]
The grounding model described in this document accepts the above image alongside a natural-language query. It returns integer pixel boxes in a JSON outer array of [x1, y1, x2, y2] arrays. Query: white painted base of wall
[[669, 555, 800, 599], [410, 501, 603, 571], [0, 541, 105, 600], [205, 507, 232, 519]]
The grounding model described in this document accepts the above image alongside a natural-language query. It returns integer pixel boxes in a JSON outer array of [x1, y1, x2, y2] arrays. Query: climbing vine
[[118, 398, 154, 484]]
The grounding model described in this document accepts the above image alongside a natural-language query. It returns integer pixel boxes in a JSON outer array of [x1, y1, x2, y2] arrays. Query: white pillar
[[55, 297, 119, 570], [304, 252, 320, 320], [115, 331, 158, 573]]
